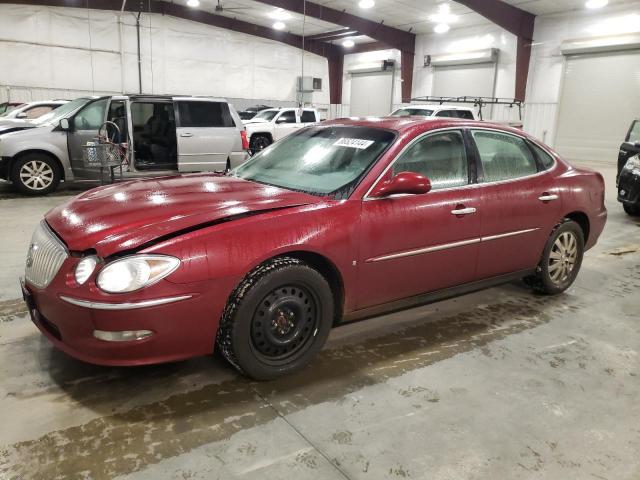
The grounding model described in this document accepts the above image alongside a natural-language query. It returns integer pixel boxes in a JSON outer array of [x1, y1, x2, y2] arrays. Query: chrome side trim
[[481, 228, 539, 242], [59, 294, 193, 310], [366, 238, 481, 263], [365, 228, 539, 263]]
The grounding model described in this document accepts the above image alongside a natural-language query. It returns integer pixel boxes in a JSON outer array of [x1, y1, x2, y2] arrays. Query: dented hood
[[45, 174, 321, 256]]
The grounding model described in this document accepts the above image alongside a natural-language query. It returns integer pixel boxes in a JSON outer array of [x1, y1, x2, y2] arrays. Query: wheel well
[[279, 251, 344, 325], [250, 132, 273, 143], [15, 150, 65, 180], [565, 211, 590, 243]]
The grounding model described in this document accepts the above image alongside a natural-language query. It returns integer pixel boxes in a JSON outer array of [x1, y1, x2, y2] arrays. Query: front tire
[[216, 257, 334, 380], [10, 153, 61, 196], [250, 134, 272, 154], [623, 203, 640, 216], [529, 220, 584, 295]]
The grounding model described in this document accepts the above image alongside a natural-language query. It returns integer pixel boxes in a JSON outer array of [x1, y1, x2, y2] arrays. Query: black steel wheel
[[217, 257, 334, 380], [250, 135, 271, 154], [528, 219, 584, 295]]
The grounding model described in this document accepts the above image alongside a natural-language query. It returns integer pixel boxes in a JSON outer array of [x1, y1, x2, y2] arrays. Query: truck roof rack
[[409, 96, 524, 121]]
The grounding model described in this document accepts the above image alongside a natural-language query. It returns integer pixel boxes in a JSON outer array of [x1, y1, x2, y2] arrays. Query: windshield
[[252, 110, 278, 121], [391, 108, 434, 117], [232, 126, 396, 199], [0, 103, 24, 117], [33, 97, 93, 125]]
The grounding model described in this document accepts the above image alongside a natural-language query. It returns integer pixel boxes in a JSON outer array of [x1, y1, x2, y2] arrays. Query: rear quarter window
[[178, 101, 235, 128], [529, 142, 555, 170]]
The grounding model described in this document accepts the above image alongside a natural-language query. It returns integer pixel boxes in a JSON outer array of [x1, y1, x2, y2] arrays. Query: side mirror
[[16, 112, 27, 119], [59, 118, 71, 131], [369, 171, 432, 198]]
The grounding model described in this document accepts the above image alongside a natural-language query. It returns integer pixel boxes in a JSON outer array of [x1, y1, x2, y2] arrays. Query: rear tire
[[216, 257, 334, 380], [10, 153, 61, 196], [623, 203, 640, 216], [528, 220, 584, 295], [250, 134, 272, 154]]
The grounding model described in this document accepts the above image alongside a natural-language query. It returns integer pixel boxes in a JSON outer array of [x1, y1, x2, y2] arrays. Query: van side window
[[472, 130, 538, 182], [178, 101, 235, 128], [74, 99, 108, 130]]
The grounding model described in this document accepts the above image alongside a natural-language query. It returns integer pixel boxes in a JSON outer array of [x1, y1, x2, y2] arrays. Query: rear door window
[[300, 110, 317, 123], [177, 101, 235, 128], [472, 130, 538, 182]]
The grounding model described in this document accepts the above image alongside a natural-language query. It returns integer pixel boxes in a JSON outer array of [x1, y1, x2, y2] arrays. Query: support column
[[515, 36, 532, 101], [400, 50, 414, 103]]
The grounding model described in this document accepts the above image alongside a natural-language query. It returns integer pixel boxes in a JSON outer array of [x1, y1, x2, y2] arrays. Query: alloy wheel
[[548, 231, 578, 285], [19, 160, 54, 191]]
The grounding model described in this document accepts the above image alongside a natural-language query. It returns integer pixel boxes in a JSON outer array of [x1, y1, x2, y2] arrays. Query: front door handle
[[451, 207, 477, 216], [180, 133, 193, 138], [538, 193, 559, 202]]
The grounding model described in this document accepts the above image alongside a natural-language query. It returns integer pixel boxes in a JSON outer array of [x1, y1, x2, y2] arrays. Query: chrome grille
[[25, 222, 68, 288]]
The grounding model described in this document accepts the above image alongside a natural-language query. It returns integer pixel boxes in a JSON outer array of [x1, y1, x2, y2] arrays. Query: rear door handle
[[538, 193, 559, 202], [180, 133, 193, 138], [451, 207, 477, 216]]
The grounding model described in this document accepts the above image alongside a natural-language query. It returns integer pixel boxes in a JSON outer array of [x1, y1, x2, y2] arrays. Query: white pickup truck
[[243, 107, 320, 153], [390, 103, 523, 128]]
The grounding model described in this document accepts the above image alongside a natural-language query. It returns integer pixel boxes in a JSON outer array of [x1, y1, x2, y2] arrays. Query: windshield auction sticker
[[334, 138, 375, 149]]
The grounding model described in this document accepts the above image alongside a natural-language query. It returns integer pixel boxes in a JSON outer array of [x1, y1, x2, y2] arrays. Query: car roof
[[321, 116, 522, 135], [396, 104, 474, 111]]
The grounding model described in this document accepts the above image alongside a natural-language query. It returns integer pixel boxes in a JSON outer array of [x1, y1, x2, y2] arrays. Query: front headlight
[[624, 155, 640, 174], [96, 255, 180, 293]]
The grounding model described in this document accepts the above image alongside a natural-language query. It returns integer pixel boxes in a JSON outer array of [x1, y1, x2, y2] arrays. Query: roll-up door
[[555, 49, 640, 164], [432, 63, 496, 98], [349, 71, 394, 117]]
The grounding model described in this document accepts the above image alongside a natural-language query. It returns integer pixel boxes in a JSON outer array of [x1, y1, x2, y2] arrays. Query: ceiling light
[[359, 0, 375, 8], [343, 39, 355, 48], [268, 8, 292, 20], [273, 21, 286, 30], [585, 0, 608, 8], [429, 3, 458, 23], [434, 23, 450, 34], [186, 0, 199, 7]]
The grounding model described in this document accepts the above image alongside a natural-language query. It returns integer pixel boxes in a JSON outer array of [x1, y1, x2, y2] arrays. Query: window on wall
[[472, 130, 538, 182], [178, 101, 235, 128], [392, 131, 469, 190]]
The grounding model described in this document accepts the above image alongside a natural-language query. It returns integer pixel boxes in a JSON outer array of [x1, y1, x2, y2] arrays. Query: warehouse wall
[[0, 4, 330, 113], [524, 4, 640, 146]]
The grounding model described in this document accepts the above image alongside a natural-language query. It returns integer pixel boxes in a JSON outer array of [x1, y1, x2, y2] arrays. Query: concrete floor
[[0, 162, 638, 480]]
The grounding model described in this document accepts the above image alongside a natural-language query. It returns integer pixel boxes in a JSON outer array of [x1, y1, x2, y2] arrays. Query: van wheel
[[623, 203, 640, 216], [527, 220, 584, 295], [10, 153, 61, 196], [250, 135, 271, 154], [216, 257, 333, 380]]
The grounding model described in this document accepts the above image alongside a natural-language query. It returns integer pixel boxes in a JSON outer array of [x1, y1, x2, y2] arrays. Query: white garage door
[[555, 50, 640, 164], [432, 63, 496, 98], [349, 71, 393, 117]]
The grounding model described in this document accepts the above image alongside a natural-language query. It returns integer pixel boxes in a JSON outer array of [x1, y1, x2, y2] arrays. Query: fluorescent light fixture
[[359, 0, 375, 8], [268, 8, 292, 20], [273, 21, 286, 30], [434, 23, 450, 33], [186, 0, 199, 7], [585, 0, 608, 8], [429, 3, 458, 23], [343, 38, 355, 48]]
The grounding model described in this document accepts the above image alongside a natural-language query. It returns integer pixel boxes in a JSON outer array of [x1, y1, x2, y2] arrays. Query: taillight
[[240, 130, 249, 150]]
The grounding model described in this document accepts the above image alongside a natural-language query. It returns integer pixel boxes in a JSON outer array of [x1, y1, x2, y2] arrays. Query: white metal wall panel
[[555, 50, 640, 163], [432, 63, 496, 98], [349, 71, 394, 117]]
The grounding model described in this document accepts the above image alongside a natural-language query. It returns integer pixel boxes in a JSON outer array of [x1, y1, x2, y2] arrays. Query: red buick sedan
[[22, 117, 607, 379]]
